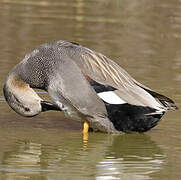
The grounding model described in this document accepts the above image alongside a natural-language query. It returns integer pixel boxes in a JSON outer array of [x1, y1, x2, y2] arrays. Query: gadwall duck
[[3, 40, 178, 133]]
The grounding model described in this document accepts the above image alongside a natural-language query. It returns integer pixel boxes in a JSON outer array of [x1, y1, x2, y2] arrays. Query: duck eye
[[24, 107, 30, 112]]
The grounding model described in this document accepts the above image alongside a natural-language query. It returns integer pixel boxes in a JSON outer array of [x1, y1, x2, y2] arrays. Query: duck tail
[[141, 87, 178, 110]]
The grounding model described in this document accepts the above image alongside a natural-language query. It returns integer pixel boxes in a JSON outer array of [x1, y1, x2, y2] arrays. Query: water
[[0, 0, 180, 179]]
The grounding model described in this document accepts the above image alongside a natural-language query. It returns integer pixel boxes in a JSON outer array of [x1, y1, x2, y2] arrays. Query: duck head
[[3, 73, 60, 117]]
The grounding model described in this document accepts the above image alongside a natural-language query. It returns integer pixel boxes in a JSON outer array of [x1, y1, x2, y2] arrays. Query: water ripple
[[0, 167, 56, 173]]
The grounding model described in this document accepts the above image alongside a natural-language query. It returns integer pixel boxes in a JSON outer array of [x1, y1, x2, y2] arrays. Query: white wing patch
[[97, 91, 126, 104]]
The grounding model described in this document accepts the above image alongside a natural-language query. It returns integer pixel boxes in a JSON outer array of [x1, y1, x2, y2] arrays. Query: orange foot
[[82, 121, 89, 142]]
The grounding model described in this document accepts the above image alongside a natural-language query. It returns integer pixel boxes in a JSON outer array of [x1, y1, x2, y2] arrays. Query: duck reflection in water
[[1, 133, 164, 180]]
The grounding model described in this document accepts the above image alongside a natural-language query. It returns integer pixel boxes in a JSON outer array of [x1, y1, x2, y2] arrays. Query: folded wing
[[70, 45, 177, 111]]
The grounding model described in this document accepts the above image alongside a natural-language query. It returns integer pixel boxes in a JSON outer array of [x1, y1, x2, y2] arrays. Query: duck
[[3, 40, 178, 133]]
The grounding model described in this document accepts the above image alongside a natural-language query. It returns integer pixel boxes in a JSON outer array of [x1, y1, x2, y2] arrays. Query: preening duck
[[3, 40, 178, 133]]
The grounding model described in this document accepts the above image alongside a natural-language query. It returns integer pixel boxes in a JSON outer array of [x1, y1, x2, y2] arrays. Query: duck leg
[[82, 121, 89, 142], [82, 121, 89, 134]]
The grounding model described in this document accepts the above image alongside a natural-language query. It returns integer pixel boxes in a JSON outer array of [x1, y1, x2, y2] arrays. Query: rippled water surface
[[0, 0, 180, 179]]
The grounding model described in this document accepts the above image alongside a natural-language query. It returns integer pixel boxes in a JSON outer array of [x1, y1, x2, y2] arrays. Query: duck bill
[[41, 100, 62, 112]]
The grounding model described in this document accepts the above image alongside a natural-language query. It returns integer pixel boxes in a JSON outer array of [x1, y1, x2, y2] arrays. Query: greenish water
[[0, 0, 180, 179]]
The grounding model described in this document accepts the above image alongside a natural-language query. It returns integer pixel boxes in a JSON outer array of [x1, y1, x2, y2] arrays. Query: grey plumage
[[3, 40, 177, 133]]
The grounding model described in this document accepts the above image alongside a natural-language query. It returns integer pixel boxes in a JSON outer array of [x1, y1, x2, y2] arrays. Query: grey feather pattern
[[68, 44, 165, 110]]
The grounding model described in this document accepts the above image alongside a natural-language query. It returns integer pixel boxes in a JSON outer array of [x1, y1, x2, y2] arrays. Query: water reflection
[[97, 134, 164, 180], [0, 132, 164, 180]]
